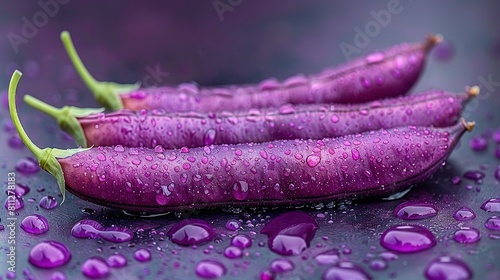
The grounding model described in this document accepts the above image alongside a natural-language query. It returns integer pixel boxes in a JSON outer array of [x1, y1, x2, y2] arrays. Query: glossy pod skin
[[10, 70, 473, 212], [59, 120, 472, 212], [61, 31, 441, 112], [24, 87, 478, 149]]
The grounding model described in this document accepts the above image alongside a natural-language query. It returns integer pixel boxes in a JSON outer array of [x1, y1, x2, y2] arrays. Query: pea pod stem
[[8, 70, 88, 203], [23, 95, 104, 147], [60, 31, 140, 111]]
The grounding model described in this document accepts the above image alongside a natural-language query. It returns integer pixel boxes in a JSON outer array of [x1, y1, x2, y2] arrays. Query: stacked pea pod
[[9, 31, 478, 213]]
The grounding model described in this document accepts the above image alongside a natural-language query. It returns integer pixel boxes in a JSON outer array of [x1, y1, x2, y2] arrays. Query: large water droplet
[[231, 234, 252, 248], [223, 246, 243, 259], [314, 249, 340, 265], [322, 262, 371, 280], [481, 198, 500, 212], [5, 183, 30, 197], [81, 257, 110, 279], [106, 254, 127, 268], [21, 214, 49, 234], [270, 259, 294, 273], [306, 155, 321, 167], [261, 212, 318, 256], [195, 260, 226, 279], [424, 257, 472, 280], [167, 219, 214, 246], [15, 157, 40, 174], [232, 181, 249, 200], [39, 196, 58, 209], [469, 135, 488, 151], [485, 216, 500, 230], [28, 241, 71, 268], [453, 207, 476, 221], [453, 227, 481, 244], [204, 129, 217, 146], [394, 202, 437, 220], [380, 225, 436, 253], [71, 220, 133, 243], [134, 248, 151, 262]]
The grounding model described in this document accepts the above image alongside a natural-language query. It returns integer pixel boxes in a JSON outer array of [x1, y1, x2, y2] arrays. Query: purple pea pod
[[10, 71, 473, 212], [24, 86, 478, 149], [61, 31, 441, 112]]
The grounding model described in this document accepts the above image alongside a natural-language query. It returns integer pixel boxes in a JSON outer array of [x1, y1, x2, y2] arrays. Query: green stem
[[24, 95, 104, 148], [9, 70, 88, 203], [60, 31, 140, 111]]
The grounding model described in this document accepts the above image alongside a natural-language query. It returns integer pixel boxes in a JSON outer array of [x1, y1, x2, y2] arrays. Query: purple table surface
[[1, 1, 500, 279]]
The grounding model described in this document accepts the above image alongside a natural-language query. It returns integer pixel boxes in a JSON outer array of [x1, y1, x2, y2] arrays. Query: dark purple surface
[[1, 1, 500, 279]]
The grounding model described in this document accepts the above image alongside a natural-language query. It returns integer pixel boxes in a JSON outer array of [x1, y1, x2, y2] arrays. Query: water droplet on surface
[[485, 216, 500, 230], [4, 195, 24, 211], [453, 227, 481, 244], [424, 257, 472, 280], [261, 212, 318, 256], [432, 40, 455, 62], [223, 246, 243, 259], [81, 257, 110, 279], [453, 207, 476, 221], [71, 220, 133, 243], [314, 249, 340, 265], [134, 248, 151, 262], [8, 134, 24, 149], [463, 170, 485, 182], [369, 259, 388, 271], [322, 262, 371, 280], [231, 234, 252, 248], [50, 271, 66, 280], [469, 135, 488, 151], [232, 181, 249, 200], [28, 241, 71, 268], [21, 214, 49, 234], [380, 225, 436, 253], [331, 115, 339, 123], [451, 176, 462, 185], [204, 129, 217, 146], [494, 166, 500, 181], [393, 202, 437, 220], [15, 157, 40, 174], [167, 219, 214, 246], [359, 77, 372, 88], [39, 196, 58, 209], [106, 254, 127, 268], [225, 219, 241, 231], [306, 155, 321, 167], [270, 259, 294, 273], [5, 183, 30, 197], [114, 145, 125, 152], [481, 198, 500, 212], [195, 260, 226, 279]]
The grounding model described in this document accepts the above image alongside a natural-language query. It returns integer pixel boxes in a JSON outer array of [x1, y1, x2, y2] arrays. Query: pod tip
[[461, 118, 475, 132], [424, 33, 443, 51], [465, 85, 480, 97]]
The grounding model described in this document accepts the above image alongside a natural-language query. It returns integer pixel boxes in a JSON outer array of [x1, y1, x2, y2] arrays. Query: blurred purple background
[[1, 1, 500, 279]]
